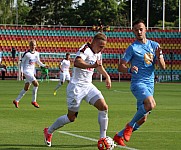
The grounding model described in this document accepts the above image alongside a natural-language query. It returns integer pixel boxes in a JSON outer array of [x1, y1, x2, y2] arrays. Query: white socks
[[16, 89, 27, 102], [32, 86, 38, 102], [47, 111, 108, 138], [98, 110, 108, 138], [16, 86, 38, 102], [48, 115, 71, 134]]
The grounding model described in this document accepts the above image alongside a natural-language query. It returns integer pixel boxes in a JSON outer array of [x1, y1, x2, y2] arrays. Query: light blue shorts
[[131, 83, 154, 108]]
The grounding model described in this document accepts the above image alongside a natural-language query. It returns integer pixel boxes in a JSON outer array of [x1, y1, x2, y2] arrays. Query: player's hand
[[131, 66, 138, 74], [92, 60, 102, 68], [105, 76, 111, 89], [20, 73, 24, 80], [45, 65, 49, 69]]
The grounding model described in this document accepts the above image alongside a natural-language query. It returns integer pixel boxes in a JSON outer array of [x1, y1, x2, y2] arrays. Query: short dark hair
[[66, 53, 70, 56], [133, 19, 145, 27]]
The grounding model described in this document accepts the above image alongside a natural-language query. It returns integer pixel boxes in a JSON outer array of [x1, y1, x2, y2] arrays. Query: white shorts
[[60, 71, 70, 82], [66, 82, 104, 112], [24, 72, 36, 83]]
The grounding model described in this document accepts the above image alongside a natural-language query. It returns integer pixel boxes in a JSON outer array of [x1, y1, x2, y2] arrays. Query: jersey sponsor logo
[[144, 52, 153, 65], [87, 68, 94, 71]]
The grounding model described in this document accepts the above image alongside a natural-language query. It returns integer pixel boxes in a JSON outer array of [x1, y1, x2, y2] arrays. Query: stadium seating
[[0, 25, 180, 81]]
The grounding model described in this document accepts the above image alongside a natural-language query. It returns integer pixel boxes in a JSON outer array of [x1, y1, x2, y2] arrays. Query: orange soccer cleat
[[113, 133, 126, 146], [123, 123, 133, 142], [44, 128, 53, 147], [31, 101, 40, 108], [13, 100, 19, 108]]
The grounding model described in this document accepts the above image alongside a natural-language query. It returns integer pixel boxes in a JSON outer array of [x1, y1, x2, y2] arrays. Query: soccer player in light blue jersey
[[113, 19, 166, 146]]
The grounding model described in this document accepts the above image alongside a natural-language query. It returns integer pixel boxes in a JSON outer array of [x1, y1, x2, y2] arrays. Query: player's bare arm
[[74, 56, 100, 69], [156, 46, 166, 70], [96, 65, 111, 89]]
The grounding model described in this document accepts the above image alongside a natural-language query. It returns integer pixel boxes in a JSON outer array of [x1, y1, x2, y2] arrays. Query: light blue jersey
[[122, 39, 159, 106]]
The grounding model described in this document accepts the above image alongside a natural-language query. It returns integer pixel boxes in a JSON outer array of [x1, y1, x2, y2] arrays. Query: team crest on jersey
[[89, 60, 95, 65], [144, 52, 153, 65], [29, 59, 35, 65]]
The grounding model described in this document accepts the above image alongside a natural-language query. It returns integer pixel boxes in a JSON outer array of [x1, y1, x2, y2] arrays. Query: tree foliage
[[0, 0, 179, 28], [0, 0, 30, 24]]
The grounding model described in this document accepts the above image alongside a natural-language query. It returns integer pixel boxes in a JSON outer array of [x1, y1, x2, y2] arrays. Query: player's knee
[[99, 103, 108, 111], [35, 82, 39, 87], [150, 101, 156, 110], [68, 115, 76, 122], [103, 103, 108, 111], [24, 86, 30, 91], [145, 105, 153, 112], [67, 112, 78, 122], [145, 98, 156, 111], [32, 80, 39, 87], [94, 99, 108, 111], [24, 87, 29, 91]]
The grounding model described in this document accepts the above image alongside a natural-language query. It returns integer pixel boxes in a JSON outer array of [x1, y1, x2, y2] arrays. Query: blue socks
[[129, 104, 147, 127], [117, 104, 147, 137]]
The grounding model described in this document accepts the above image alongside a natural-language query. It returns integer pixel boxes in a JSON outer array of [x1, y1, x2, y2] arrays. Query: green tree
[[0, 0, 13, 24], [26, 0, 74, 25], [12, 0, 31, 24], [76, 0, 126, 26], [0, 0, 30, 25], [1, 0, 179, 28]]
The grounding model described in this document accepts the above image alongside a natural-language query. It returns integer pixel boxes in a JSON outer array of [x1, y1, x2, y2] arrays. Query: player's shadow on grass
[[0, 144, 97, 149]]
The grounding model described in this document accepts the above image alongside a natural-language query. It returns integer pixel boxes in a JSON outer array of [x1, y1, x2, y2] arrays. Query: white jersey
[[60, 59, 70, 72], [20, 50, 45, 75], [71, 44, 102, 84]]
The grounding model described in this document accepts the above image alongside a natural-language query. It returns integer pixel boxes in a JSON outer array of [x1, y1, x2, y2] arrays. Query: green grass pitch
[[0, 80, 181, 150]]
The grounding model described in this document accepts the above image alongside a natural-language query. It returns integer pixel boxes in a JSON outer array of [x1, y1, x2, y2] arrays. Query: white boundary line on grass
[[58, 131, 139, 150], [60, 130, 181, 133], [113, 90, 130, 93]]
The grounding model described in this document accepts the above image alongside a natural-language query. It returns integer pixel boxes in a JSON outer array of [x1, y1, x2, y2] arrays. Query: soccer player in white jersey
[[13, 40, 47, 108], [44, 32, 112, 149], [53, 53, 71, 95]]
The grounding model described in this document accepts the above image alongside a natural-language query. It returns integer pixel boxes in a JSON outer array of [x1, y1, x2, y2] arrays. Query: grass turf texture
[[0, 80, 181, 150]]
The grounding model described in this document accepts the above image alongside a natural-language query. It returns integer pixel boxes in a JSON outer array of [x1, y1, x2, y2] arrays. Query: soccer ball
[[98, 136, 116, 150]]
